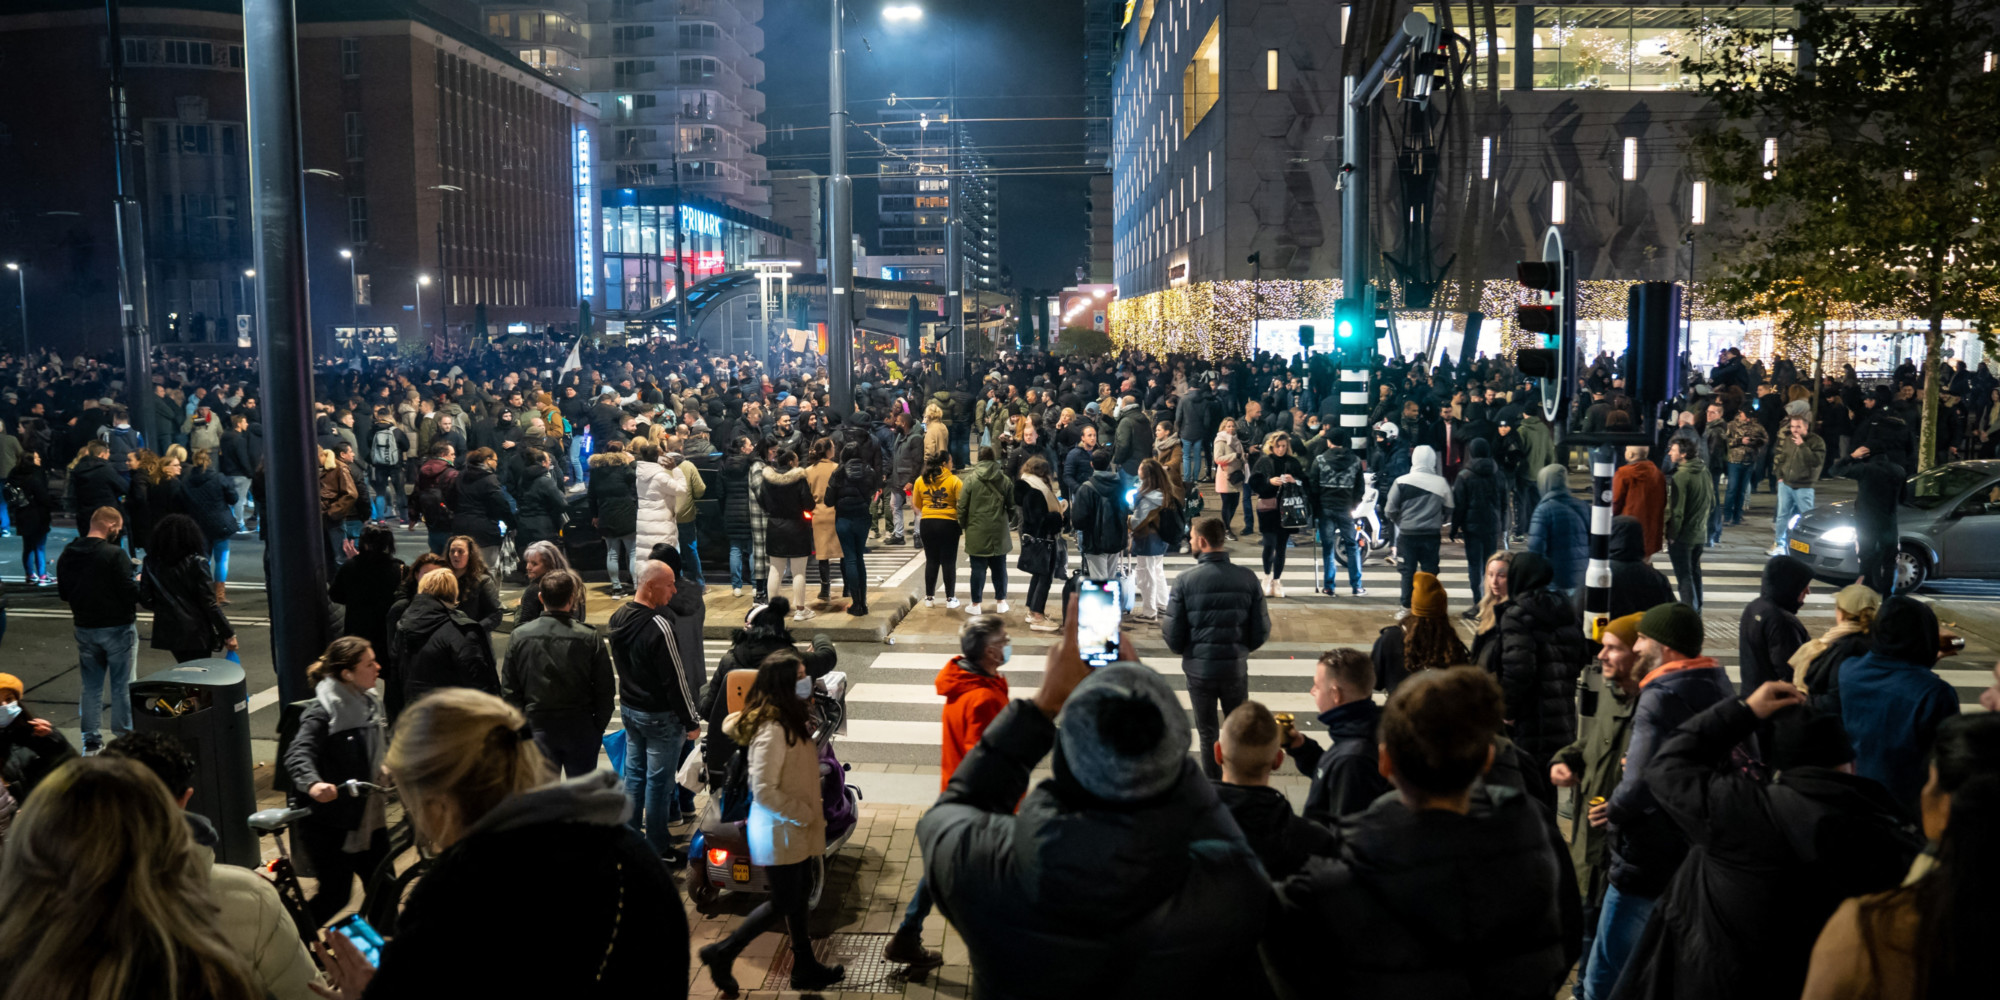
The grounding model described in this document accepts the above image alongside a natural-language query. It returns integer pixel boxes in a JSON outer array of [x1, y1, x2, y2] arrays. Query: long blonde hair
[[1475, 550, 1517, 634], [0, 758, 260, 1000], [387, 688, 553, 852]]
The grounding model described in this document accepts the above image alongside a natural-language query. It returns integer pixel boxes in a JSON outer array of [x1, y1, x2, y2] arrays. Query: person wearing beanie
[[1611, 682, 1921, 1000], [1551, 611, 1643, 952], [915, 597, 1270, 999], [0, 670, 75, 804], [1836, 595, 1962, 818], [1769, 409, 1826, 556], [1369, 571, 1470, 694], [1583, 601, 1740, 1000]]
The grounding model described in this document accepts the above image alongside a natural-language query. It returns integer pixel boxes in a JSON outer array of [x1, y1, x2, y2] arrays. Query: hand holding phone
[[328, 914, 385, 968], [1075, 579, 1123, 668]]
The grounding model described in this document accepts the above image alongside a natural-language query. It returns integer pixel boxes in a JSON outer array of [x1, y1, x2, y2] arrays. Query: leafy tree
[[1054, 327, 1112, 356], [1682, 0, 2000, 469]]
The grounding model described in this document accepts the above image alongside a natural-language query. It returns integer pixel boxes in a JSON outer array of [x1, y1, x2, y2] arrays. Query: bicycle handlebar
[[341, 779, 393, 797]]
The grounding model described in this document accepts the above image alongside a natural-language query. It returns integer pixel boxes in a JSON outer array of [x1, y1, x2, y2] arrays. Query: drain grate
[[761, 932, 916, 994]]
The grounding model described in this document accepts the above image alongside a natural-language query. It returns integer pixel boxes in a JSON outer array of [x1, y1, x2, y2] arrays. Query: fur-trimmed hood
[[761, 465, 808, 485], [588, 451, 633, 469]]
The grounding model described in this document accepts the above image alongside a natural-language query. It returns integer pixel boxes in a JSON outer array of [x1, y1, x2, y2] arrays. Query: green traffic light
[[1337, 319, 1355, 339]]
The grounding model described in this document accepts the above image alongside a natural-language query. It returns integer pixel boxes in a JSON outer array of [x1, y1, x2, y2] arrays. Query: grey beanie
[[1057, 663, 1189, 803], [1786, 399, 1811, 418]]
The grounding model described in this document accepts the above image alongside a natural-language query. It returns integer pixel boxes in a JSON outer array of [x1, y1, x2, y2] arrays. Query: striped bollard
[[1585, 445, 1616, 641]]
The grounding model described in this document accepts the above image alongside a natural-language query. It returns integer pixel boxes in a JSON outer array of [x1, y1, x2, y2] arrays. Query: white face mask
[[0, 701, 19, 726], [795, 677, 813, 701]]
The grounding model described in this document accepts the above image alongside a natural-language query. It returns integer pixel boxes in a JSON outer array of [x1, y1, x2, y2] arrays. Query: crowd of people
[[0, 336, 1996, 998]]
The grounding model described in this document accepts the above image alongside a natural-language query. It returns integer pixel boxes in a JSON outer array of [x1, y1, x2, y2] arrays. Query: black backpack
[[1156, 496, 1187, 551], [716, 742, 754, 824]]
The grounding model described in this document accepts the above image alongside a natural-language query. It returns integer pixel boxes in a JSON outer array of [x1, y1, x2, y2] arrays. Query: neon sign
[[681, 207, 722, 238], [573, 124, 594, 298]]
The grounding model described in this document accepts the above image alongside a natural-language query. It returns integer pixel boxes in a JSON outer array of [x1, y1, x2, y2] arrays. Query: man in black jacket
[[219, 413, 256, 529], [1283, 647, 1391, 822], [1175, 380, 1217, 483], [1268, 667, 1580, 998], [501, 569, 614, 779], [1609, 685, 1921, 1000], [1164, 517, 1271, 779], [1215, 700, 1336, 879], [56, 506, 141, 753], [1067, 449, 1127, 580], [607, 559, 701, 860], [1831, 428, 1907, 596], [1309, 440, 1368, 596], [1739, 555, 1813, 689]]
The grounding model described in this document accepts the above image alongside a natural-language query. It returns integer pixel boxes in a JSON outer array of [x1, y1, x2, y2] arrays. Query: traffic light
[[1515, 244, 1577, 428], [1516, 259, 1563, 334], [1333, 298, 1366, 364], [1298, 324, 1315, 349]]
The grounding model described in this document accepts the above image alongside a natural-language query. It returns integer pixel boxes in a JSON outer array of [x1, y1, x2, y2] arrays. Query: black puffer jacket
[[138, 554, 231, 653], [824, 457, 878, 522], [449, 464, 512, 547], [915, 701, 1272, 1000], [395, 593, 499, 702], [1162, 552, 1270, 679], [1608, 516, 1676, 620], [700, 625, 836, 773], [586, 452, 638, 536], [67, 454, 126, 517], [718, 451, 755, 542], [512, 463, 566, 542], [1737, 556, 1814, 689], [1268, 783, 1578, 1000], [755, 465, 814, 558], [179, 465, 240, 543], [1067, 468, 1127, 554], [1479, 552, 1585, 757], [1213, 782, 1337, 881], [1451, 439, 1508, 540], [1309, 446, 1365, 518]]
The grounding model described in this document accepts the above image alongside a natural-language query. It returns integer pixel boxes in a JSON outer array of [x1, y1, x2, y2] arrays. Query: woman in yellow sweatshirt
[[913, 451, 963, 608]]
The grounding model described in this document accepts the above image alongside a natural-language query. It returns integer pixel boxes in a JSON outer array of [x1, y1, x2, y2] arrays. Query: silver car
[[1787, 460, 2000, 591]]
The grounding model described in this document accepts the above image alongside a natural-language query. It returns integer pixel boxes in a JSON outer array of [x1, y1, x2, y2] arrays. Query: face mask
[[795, 677, 813, 701], [0, 701, 18, 726], [1000, 643, 1013, 665]]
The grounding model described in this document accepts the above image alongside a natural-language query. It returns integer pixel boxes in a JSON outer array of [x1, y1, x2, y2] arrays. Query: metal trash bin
[[132, 658, 258, 868]]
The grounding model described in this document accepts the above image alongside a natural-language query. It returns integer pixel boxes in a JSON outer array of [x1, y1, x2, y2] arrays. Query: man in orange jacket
[[886, 613, 1011, 970]]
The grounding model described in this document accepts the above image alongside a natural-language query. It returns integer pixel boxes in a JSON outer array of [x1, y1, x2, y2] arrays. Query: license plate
[[731, 861, 751, 883], [1789, 539, 1810, 554]]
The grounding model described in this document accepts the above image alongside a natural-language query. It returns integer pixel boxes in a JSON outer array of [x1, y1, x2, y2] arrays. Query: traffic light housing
[[1333, 298, 1366, 364], [1515, 258, 1563, 333], [1515, 240, 1577, 430], [1298, 324, 1315, 349]]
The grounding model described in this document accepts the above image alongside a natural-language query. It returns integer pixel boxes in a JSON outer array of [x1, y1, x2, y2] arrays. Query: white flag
[[560, 334, 584, 377]]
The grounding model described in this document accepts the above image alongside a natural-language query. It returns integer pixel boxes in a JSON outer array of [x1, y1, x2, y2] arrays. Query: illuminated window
[[1691, 181, 1707, 225], [1622, 137, 1638, 181], [1481, 135, 1492, 179], [1763, 137, 1778, 179], [1266, 49, 1278, 90], [1550, 180, 1567, 225], [1181, 19, 1219, 138]]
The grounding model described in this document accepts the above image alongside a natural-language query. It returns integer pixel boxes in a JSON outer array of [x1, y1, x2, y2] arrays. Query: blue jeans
[[1581, 884, 1658, 1000], [230, 475, 252, 527], [835, 516, 869, 605], [899, 876, 933, 934], [1707, 469, 1725, 545], [210, 538, 232, 583], [1317, 513, 1363, 592], [20, 533, 48, 580], [620, 706, 687, 855], [1775, 483, 1814, 550], [603, 533, 635, 589], [76, 623, 139, 746], [427, 528, 453, 556], [1723, 461, 1752, 523], [327, 524, 350, 568], [1118, 469, 1139, 500], [679, 532, 704, 586], [1180, 438, 1203, 483], [728, 543, 752, 588]]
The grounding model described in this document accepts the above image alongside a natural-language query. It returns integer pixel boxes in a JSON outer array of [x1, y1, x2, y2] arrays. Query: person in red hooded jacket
[[883, 613, 1011, 972]]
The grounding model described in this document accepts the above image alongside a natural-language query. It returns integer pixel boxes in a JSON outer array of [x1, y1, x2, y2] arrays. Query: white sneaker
[[1261, 575, 1276, 597], [997, 600, 1011, 614], [946, 597, 961, 609], [925, 596, 935, 608], [1766, 546, 1785, 557], [1272, 579, 1286, 598], [794, 608, 816, 621], [732, 587, 744, 598]]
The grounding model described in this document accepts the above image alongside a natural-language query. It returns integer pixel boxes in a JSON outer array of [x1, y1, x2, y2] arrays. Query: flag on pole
[[559, 331, 585, 377]]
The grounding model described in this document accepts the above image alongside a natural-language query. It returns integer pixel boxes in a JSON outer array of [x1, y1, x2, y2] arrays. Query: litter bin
[[132, 658, 259, 868]]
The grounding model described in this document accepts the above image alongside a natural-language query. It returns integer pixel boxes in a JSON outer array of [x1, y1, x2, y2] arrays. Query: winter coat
[[1518, 415, 1555, 477], [329, 550, 404, 664], [717, 452, 755, 543], [1663, 456, 1715, 549], [1214, 781, 1338, 881], [1773, 431, 1827, 488], [282, 680, 387, 835], [724, 711, 825, 866], [1015, 476, 1065, 541], [956, 459, 1016, 558], [1283, 699, 1391, 822], [1612, 460, 1668, 556], [1831, 451, 1905, 537], [67, 454, 127, 518], [632, 459, 686, 552], [1610, 698, 1920, 1000], [1554, 671, 1636, 903], [755, 465, 815, 559], [179, 465, 240, 543], [915, 701, 1271, 1000], [585, 452, 638, 537], [449, 464, 512, 547], [1738, 557, 1814, 689], [923, 419, 949, 460], [1068, 467, 1128, 555], [1488, 582, 1586, 757], [1248, 451, 1306, 535], [1061, 445, 1095, 498], [803, 459, 841, 559], [1839, 649, 1960, 818], [511, 463, 566, 544], [395, 593, 499, 703], [1606, 658, 1739, 896], [1268, 782, 1577, 1000], [1309, 446, 1366, 520], [501, 613, 615, 733], [1451, 449, 1507, 540], [1528, 465, 1590, 592], [359, 773, 688, 997], [1385, 445, 1452, 535], [413, 458, 458, 531], [700, 628, 836, 771], [892, 428, 925, 490], [5, 466, 53, 539], [824, 457, 877, 523], [1162, 552, 1270, 679], [936, 657, 1009, 790], [1111, 407, 1149, 475], [1608, 517, 1676, 620], [139, 553, 231, 654], [1212, 431, 1244, 494], [1722, 417, 1769, 465]]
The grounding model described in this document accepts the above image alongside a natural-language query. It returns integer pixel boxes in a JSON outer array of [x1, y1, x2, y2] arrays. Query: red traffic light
[[1516, 304, 1558, 333], [1517, 260, 1562, 291]]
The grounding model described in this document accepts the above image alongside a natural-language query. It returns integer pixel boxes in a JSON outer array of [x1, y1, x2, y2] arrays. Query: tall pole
[[827, 0, 855, 413], [672, 111, 689, 339], [9, 267, 25, 356], [243, 0, 329, 702], [436, 217, 448, 349], [944, 27, 964, 382], [415, 277, 425, 340], [342, 249, 357, 330], [1340, 72, 1369, 312], [107, 0, 153, 420]]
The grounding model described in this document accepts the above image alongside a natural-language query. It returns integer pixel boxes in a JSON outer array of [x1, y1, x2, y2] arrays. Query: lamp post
[[415, 273, 430, 341], [4, 263, 23, 356], [827, 0, 855, 414], [881, 4, 963, 378], [339, 248, 357, 331]]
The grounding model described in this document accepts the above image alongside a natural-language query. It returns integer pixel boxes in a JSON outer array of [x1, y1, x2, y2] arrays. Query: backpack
[[716, 742, 753, 824], [1156, 495, 1187, 550], [370, 426, 401, 467]]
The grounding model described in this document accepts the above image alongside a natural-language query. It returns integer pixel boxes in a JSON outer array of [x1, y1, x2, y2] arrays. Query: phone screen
[[329, 914, 386, 967], [1077, 579, 1122, 666]]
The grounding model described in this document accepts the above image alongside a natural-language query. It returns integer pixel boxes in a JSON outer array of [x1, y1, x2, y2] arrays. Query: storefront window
[[1525, 6, 1798, 91]]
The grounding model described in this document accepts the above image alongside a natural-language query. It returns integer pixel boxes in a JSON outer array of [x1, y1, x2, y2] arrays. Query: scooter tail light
[[706, 848, 731, 867]]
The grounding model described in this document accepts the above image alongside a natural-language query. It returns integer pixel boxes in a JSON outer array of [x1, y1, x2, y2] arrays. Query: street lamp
[[415, 273, 430, 342], [339, 248, 357, 332], [879, 3, 962, 379], [882, 3, 923, 19], [4, 263, 23, 356]]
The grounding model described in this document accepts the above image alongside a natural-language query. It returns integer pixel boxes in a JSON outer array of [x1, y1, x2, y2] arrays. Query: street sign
[[235, 314, 251, 348]]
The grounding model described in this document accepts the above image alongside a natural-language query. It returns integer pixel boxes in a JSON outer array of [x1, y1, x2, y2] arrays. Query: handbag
[[1019, 534, 1058, 575], [1279, 484, 1311, 530]]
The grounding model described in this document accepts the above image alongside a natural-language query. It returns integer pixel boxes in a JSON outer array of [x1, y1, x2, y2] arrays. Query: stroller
[[684, 671, 862, 909]]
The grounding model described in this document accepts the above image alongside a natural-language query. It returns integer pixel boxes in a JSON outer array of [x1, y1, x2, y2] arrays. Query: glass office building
[[597, 187, 794, 313]]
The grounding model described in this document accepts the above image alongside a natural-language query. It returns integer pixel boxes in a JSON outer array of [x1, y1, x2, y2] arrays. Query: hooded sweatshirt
[[1608, 516, 1677, 619], [1738, 556, 1815, 689], [1837, 596, 1960, 817], [936, 657, 1010, 789], [1530, 464, 1591, 592], [1385, 444, 1452, 535], [1450, 437, 1506, 540]]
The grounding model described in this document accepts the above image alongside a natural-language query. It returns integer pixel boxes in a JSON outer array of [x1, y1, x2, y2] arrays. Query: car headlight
[[1787, 514, 1800, 530], [1819, 525, 1856, 546]]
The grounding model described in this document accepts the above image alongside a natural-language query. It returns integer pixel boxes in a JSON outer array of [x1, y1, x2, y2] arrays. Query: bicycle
[[247, 779, 395, 954]]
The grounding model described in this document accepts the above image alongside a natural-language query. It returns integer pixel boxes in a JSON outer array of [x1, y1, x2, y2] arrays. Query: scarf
[[1021, 473, 1063, 518], [1789, 619, 1868, 688], [316, 677, 388, 851], [1153, 436, 1178, 459]]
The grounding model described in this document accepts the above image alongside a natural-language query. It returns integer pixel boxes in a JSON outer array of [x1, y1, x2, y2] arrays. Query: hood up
[[1395, 445, 1450, 500], [1609, 515, 1648, 562], [1759, 555, 1817, 613]]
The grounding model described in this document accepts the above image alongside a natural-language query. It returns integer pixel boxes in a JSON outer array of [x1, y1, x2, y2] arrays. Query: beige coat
[[924, 419, 950, 460], [726, 710, 826, 866], [804, 459, 842, 559], [202, 848, 325, 999]]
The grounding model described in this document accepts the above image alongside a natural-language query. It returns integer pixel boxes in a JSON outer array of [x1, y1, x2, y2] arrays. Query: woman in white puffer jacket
[[632, 439, 687, 558]]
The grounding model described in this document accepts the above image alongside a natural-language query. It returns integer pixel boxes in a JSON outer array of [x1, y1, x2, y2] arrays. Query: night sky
[[760, 0, 1089, 291]]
